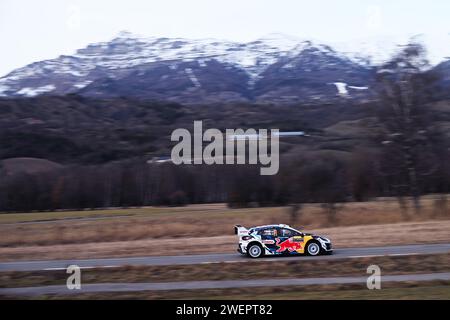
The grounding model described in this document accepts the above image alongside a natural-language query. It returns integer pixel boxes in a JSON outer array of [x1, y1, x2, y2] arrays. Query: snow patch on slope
[[348, 85, 369, 90], [73, 80, 93, 89], [17, 85, 56, 97], [332, 82, 349, 96], [185, 68, 201, 88], [0, 84, 10, 96]]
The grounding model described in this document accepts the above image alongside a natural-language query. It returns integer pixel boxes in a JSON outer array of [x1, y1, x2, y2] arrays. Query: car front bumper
[[321, 241, 333, 253]]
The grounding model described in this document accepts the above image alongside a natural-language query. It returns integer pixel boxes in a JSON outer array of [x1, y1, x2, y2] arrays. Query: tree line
[[0, 146, 448, 213]]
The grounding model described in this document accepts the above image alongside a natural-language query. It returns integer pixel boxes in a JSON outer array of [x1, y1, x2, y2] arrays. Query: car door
[[258, 228, 279, 253], [276, 228, 305, 254]]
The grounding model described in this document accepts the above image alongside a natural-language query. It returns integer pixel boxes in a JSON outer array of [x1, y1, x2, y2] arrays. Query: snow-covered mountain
[[0, 32, 448, 103]]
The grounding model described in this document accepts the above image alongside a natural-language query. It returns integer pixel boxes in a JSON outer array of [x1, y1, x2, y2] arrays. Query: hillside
[[0, 95, 448, 167], [0, 95, 384, 165]]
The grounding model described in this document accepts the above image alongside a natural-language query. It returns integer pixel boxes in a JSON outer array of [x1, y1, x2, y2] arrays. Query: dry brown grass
[[5, 281, 449, 300], [0, 196, 448, 248], [1, 253, 448, 288], [1, 220, 449, 261], [0, 196, 448, 261]]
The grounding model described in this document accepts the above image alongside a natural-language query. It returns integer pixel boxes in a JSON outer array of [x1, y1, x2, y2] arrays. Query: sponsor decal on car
[[275, 238, 303, 253]]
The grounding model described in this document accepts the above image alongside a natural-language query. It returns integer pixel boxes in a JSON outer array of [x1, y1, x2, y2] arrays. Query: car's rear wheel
[[306, 241, 321, 256], [247, 243, 264, 258]]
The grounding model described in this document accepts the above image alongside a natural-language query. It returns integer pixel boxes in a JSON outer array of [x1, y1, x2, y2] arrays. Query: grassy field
[[190, 282, 450, 300], [1, 220, 450, 261], [0, 195, 448, 244], [1, 253, 449, 288], [0, 196, 449, 261], [3, 281, 450, 300], [1, 254, 449, 300], [0, 204, 227, 224], [1, 195, 447, 225]]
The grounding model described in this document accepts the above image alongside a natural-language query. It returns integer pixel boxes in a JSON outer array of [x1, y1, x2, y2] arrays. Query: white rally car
[[235, 224, 332, 258]]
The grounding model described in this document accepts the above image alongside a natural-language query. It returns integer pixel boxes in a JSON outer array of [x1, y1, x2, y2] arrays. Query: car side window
[[279, 228, 293, 238], [259, 228, 277, 238], [280, 228, 301, 238]]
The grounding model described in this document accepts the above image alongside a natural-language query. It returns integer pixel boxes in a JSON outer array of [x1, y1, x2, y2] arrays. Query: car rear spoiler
[[234, 225, 249, 235]]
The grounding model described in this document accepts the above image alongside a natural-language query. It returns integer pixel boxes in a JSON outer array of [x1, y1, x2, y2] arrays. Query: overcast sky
[[1, 0, 449, 77]]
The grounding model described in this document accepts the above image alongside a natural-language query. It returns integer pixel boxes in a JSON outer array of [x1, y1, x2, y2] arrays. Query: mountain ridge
[[0, 32, 448, 103]]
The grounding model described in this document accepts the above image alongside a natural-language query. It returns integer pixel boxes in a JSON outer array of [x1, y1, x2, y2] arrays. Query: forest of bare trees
[[0, 147, 448, 213], [375, 43, 448, 214]]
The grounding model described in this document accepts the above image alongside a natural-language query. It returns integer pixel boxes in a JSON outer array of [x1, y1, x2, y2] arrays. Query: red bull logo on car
[[275, 237, 304, 253]]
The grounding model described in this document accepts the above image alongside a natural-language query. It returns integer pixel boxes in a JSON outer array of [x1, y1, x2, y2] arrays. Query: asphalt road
[[1, 272, 450, 296], [1, 243, 449, 272]]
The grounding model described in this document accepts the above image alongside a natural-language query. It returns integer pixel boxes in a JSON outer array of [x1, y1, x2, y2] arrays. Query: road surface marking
[[44, 265, 119, 271], [388, 253, 420, 257], [349, 255, 384, 258]]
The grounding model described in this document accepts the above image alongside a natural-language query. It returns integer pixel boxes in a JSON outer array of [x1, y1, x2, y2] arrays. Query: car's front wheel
[[247, 243, 264, 258], [306, 241, 321, 256]]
